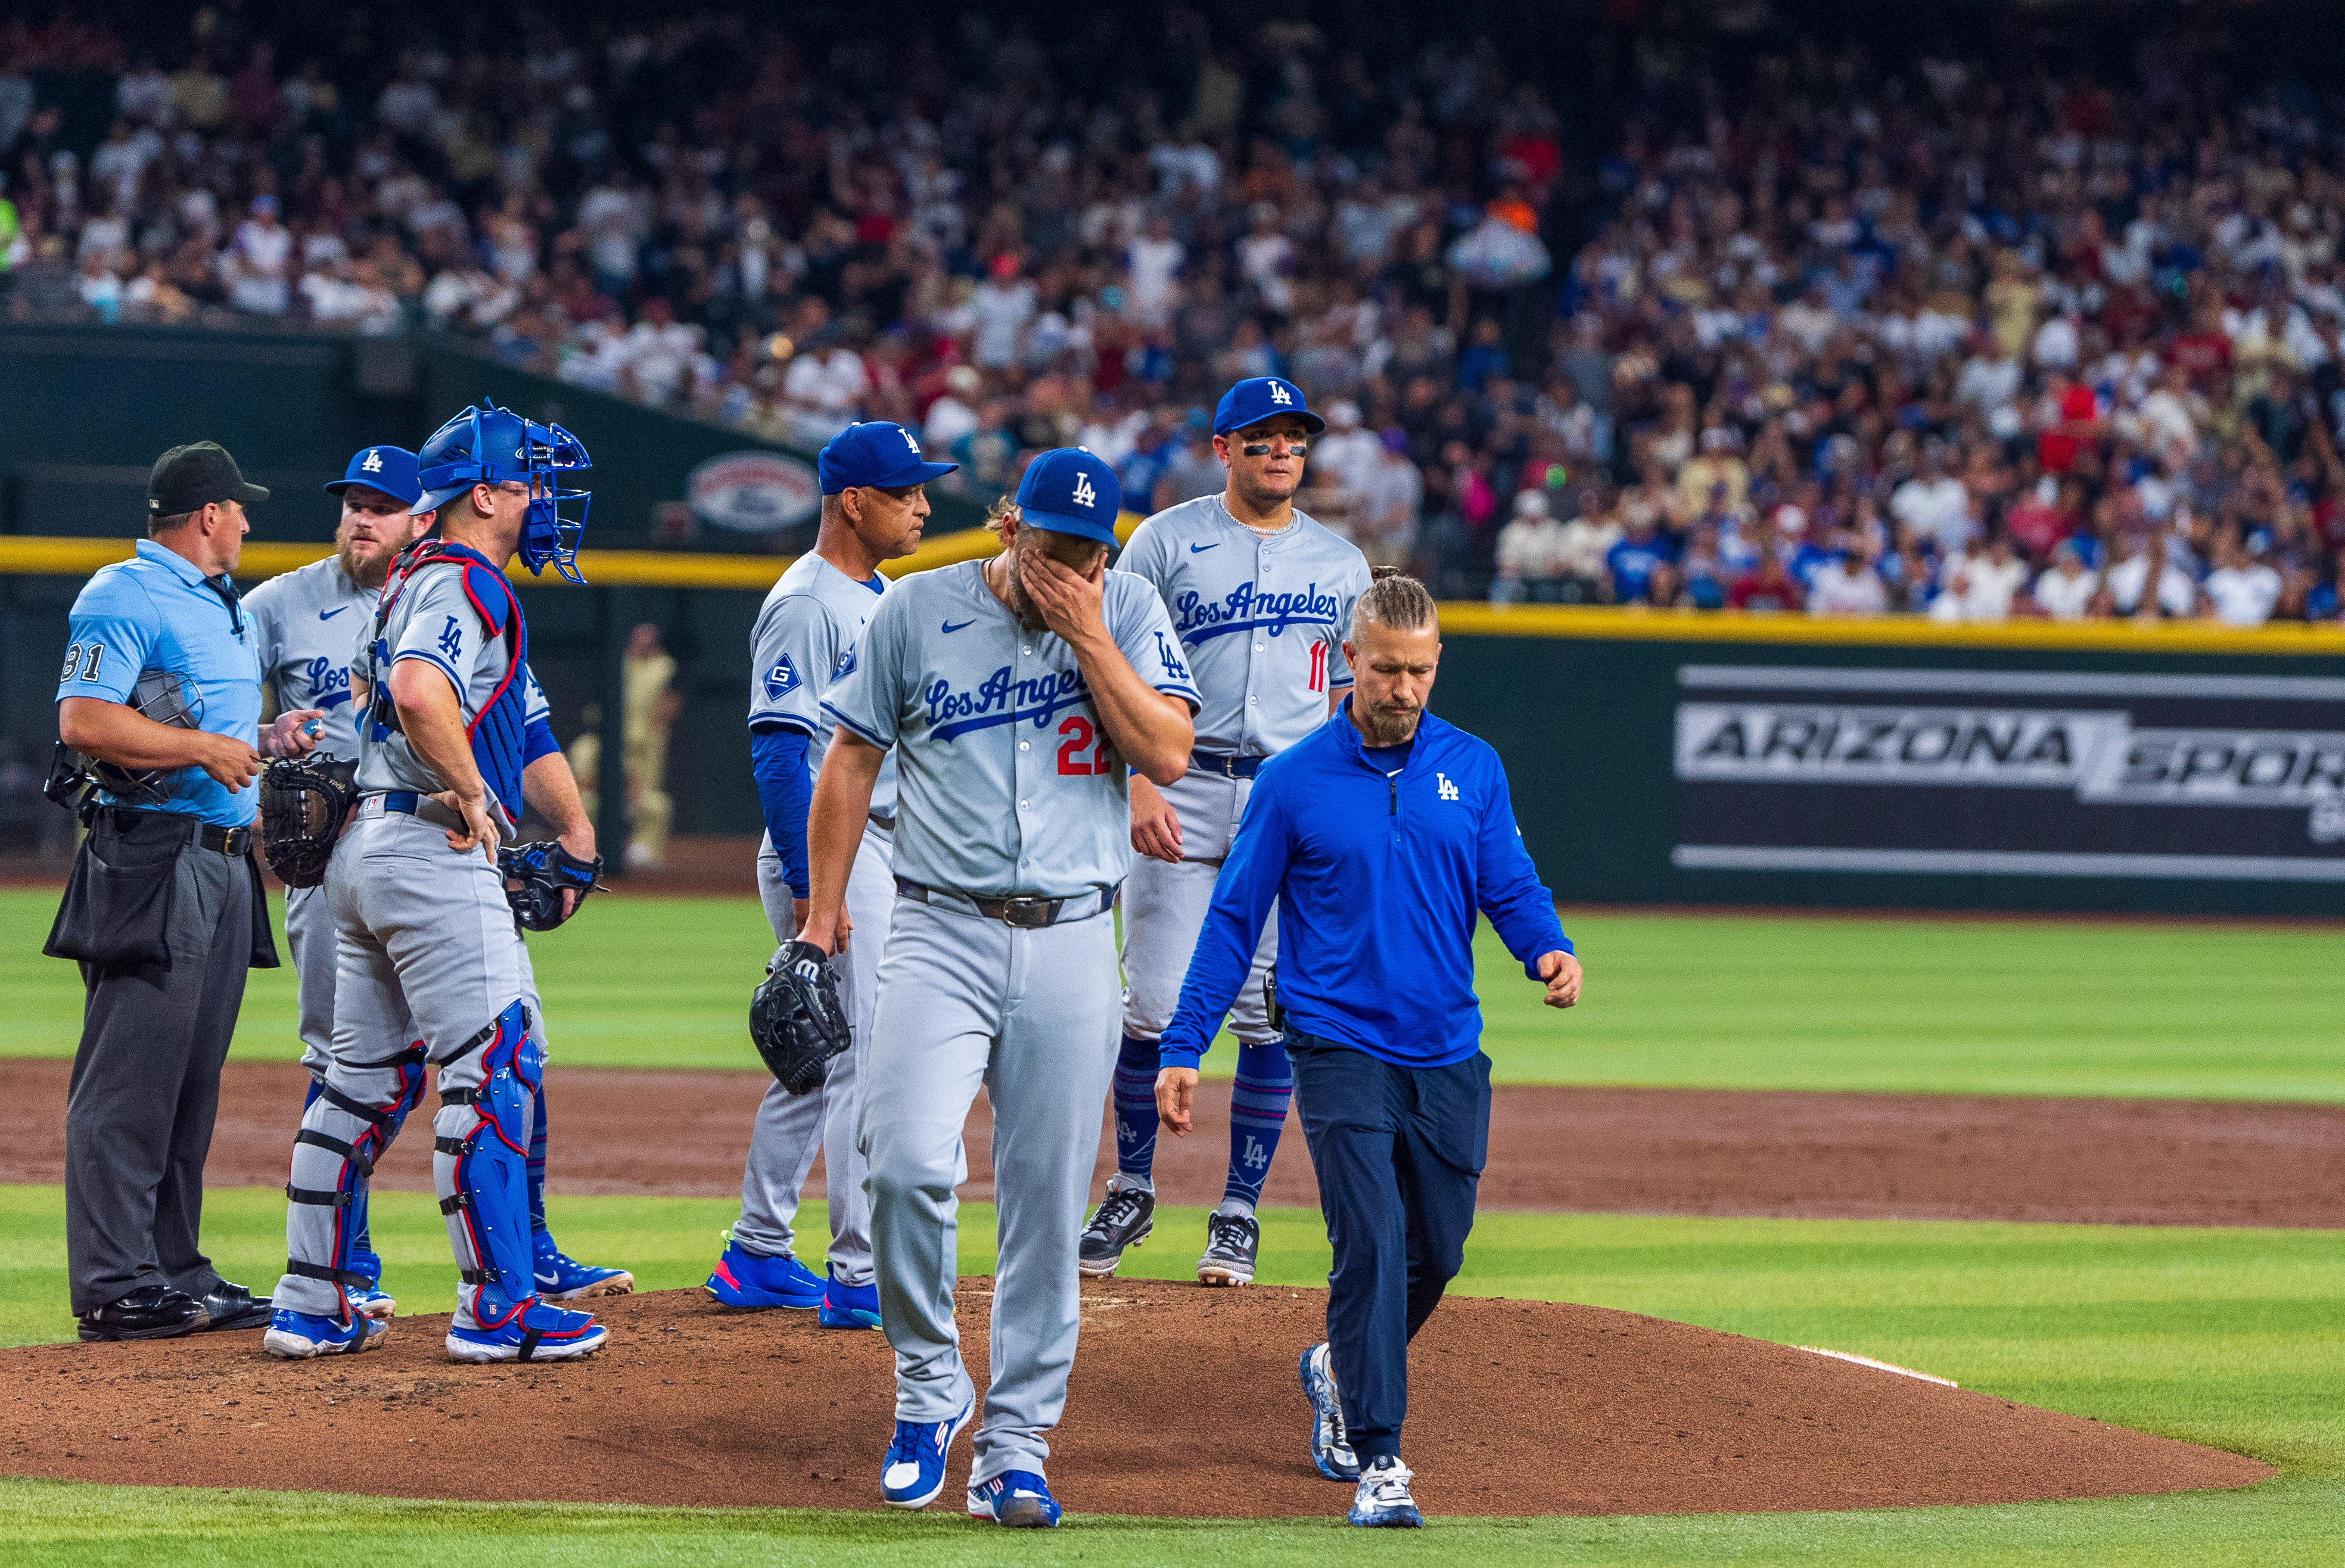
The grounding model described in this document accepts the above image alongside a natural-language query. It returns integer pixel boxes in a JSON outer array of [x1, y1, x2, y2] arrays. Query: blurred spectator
[[2104, 534, 2198, 619], [1930, 536, 2028, 623], [2200, 535, 2284, 627], [1809, 546, 1889, 616], [2033, 542, 2103, 621], [621, 623, 677, 871], [1728, 543, 1803, 613], [1492, 490, 1568, 604], [1356, 429, 1422, 571]]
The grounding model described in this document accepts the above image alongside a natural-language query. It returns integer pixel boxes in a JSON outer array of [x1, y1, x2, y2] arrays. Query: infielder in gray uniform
[[259, 447, 627, 1358], [802, 449, 1198, 1529], [705, 421, 954, 1327], [265, 402, 611, 1365], [1081, 377, 1370, 1287]]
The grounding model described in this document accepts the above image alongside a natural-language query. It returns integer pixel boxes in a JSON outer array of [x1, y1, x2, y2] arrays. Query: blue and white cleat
[[968, 1469, 1061, 1528], [881, 1399, 974, 1510], [445, 1298, 608, 1363], [262, 1308, 386, 1360], [818, 1266, 882, 1330], [349, 1281, 399, 1320], [1300, 1342, 1360, 1480], [1346, 1456, 1423, 1527], [533, 1231, 635, 1302], [704, 1237, 825, 1310]]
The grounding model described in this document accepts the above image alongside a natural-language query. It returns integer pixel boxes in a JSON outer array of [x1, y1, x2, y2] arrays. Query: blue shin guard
[[281, 1046, 427, 1317], [435, 1003, 542, 1327], [528, 1078, 549, 1236]]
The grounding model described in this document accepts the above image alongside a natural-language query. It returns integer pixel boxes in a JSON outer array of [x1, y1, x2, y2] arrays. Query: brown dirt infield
[[2, 1059, 2337, 1227], [0, 1283, 2269, 1517]]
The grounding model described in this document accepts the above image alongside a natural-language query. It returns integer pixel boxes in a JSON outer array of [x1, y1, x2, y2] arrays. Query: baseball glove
[[259, 755, 359, 888], [749, 940, 850, 1094], [497, 840, 605, 931]]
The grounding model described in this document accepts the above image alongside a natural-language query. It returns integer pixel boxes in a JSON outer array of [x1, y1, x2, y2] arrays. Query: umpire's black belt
[[1192, 751, 1264, 779], [99, 805, 251, 856], [894, 876, 1118, 928]]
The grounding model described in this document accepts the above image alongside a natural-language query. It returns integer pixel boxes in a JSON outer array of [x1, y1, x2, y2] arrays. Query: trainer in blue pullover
[[1156, 572, 1582, 1530]]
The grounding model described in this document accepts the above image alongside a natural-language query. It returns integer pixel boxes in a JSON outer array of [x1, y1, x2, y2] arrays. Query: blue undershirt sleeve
[[751, 725, 814, 898]]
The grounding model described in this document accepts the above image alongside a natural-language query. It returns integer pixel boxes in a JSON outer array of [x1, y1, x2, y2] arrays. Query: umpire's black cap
[[147, 442, 270, 519]]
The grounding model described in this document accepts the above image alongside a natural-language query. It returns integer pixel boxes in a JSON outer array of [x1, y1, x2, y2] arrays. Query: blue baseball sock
[[1224, 1039, 1293, 1212], [1112, 1033, 1161, 1188], [527, 1081, 549, 1236]]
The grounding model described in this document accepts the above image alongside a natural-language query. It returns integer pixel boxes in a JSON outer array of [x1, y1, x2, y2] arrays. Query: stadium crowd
[[4, 7, 2345, 619]]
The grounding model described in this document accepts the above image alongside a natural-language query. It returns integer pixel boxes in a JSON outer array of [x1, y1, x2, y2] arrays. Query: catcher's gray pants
[[736, 824, 888, 1286], [274, 801, 537, 1329], [860, 892, 1121, 1485], [64, 822, 256, 1315], [1119, 770, 1278, 1043]]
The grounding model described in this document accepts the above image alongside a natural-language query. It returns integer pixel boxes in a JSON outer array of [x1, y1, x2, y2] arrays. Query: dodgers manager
[[1155, 573, 1581, 1529]]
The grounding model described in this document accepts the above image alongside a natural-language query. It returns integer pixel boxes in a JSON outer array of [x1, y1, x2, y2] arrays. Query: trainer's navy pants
[[1288, 1031, 1491, 1464]]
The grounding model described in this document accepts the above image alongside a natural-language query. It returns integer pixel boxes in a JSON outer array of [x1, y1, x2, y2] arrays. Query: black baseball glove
[[750, 940, 851, 1094], [259, 755, 359, 888], [498, 839, 605, 930]]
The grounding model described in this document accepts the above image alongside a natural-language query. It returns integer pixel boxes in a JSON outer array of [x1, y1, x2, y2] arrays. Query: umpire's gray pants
[[64, 830, 255, 1314], [735, 825, 888, 1286], [859, 894, 1120, 1485]]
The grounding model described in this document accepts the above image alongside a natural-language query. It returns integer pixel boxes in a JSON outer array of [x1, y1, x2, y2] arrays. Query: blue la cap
[[1213, 375, 1325, 437], [1013, 447, 1121, 546], [324, 444, 422, 506], [817, 421, 959, 494]]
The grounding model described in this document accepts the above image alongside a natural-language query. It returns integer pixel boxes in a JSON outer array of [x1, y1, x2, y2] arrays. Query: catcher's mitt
[[259, 755, 359, 888], [497, 839, 605, 931], [749, 939, 850, 1094]]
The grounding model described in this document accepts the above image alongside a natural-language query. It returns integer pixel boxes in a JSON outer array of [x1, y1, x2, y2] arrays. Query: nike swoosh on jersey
[[1189, 542, 1221, 553], [942, 619, 975, 633], [319, 606, 349, 620]]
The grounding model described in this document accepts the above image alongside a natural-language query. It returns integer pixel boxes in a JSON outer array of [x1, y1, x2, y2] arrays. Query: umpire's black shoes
[[194, 1281, 273, 1333], [76, 1285, 209, 1342]]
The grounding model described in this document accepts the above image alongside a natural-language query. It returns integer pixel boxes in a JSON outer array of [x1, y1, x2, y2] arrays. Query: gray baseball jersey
[[1115, 495, 1370, 755], [822, 560, 1200, 897], [244, 556, 372, 761], [351, 560, 518, 808], [748, 551, 898, 817]]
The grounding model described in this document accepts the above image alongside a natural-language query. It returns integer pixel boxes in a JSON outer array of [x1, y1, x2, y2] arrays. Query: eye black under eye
[[1243, 442, 1307, 457]]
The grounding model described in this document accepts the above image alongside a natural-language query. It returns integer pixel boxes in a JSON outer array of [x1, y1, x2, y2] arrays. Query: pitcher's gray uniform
[[1114, 496, 1369, 1041], [823, 559, 1199, 1483], [738, 552, 900, 1285]]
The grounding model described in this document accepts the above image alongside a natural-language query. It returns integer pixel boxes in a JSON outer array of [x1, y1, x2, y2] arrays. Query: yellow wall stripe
[[5, 533, 2337, 656]]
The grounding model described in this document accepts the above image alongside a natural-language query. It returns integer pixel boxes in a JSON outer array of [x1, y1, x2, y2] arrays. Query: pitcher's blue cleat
[[819, 1265, 882, 1329], [881, 1400, 974, 1509], [262, 1308, 385, 1360], [704, 1237, 824, 1310], [533, 1231, 634, 1302], [969, 1469, 1061, 1527]]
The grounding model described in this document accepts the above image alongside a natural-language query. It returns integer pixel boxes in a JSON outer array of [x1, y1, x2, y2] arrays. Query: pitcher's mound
[[0, 1281, 2268, 1518]]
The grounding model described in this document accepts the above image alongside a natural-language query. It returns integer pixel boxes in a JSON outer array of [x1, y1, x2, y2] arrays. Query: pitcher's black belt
[[894, 876, 1118, 928], [1193, 751, 1264, 779]]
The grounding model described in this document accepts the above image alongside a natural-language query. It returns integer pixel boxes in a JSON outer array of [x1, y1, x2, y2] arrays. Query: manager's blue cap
[[324, 444, 422, 506], [1213, 375, 1325, 437], [817, 421, 958, 494], [1014, 447, 1121, 546]]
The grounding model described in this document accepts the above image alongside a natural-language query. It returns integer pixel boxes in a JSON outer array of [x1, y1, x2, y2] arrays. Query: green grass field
[[2, 890, 2340, 1099], [1, 1186, 2338, 1563]]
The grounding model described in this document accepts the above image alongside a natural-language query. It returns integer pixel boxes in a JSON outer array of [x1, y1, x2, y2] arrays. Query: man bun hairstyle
[[1352, 571, 1437, 639]]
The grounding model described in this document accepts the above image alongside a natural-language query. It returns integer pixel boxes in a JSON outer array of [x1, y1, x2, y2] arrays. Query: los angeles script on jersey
[[1172, 581, 1342, 641], [924, 664, 1093, 741]]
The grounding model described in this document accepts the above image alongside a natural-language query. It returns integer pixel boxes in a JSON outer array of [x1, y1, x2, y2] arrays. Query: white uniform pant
[[735, 824, 890, 1286], [1120, 770, 1278, 1043], [859, 893, 1120, 1485]]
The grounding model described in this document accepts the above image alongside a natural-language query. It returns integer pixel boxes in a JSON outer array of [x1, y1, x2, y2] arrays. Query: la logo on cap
[[901, 428, 920, 450], [1269, 381, 1293, 405], [1072, 471, 1098, 509], [361, 449, 383, 472]]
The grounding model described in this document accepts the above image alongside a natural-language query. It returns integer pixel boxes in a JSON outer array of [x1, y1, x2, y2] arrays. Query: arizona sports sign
[[1672, 665, 2345, 882]]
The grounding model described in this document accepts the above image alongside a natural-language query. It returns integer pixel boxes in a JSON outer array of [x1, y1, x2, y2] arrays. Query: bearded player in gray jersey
[[704, 421, 954, 1329], [802, 449, 1198, 1528], [1080, 377, 1370, 1288], [254, 446, 627, 1356]]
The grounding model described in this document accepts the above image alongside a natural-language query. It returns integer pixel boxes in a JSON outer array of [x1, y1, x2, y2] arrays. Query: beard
[[337, 539, 391, 591], [1355, 697, 1423, 746], [997, 550, 1049, 632]]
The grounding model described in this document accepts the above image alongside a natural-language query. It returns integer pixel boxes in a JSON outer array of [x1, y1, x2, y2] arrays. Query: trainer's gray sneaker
[[1300, 1342, 1360, 1480], [1347, 1456, 1423, 1527], [1197, 1208, 1258, 1286], [1078, 1184, 1154, 1277]]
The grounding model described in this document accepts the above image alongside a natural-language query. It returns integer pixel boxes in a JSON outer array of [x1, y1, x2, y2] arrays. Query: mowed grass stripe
[[1, 1186, 2337, 1563], [2, 891, 2340, 1099]]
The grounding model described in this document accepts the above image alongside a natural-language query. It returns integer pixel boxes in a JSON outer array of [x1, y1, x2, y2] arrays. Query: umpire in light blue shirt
[[48, 443, 325, 1344], [1155, 572, 1582, 1529]]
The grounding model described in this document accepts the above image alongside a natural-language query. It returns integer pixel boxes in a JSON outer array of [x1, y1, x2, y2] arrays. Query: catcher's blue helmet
[[413, 399, 593, 584]]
